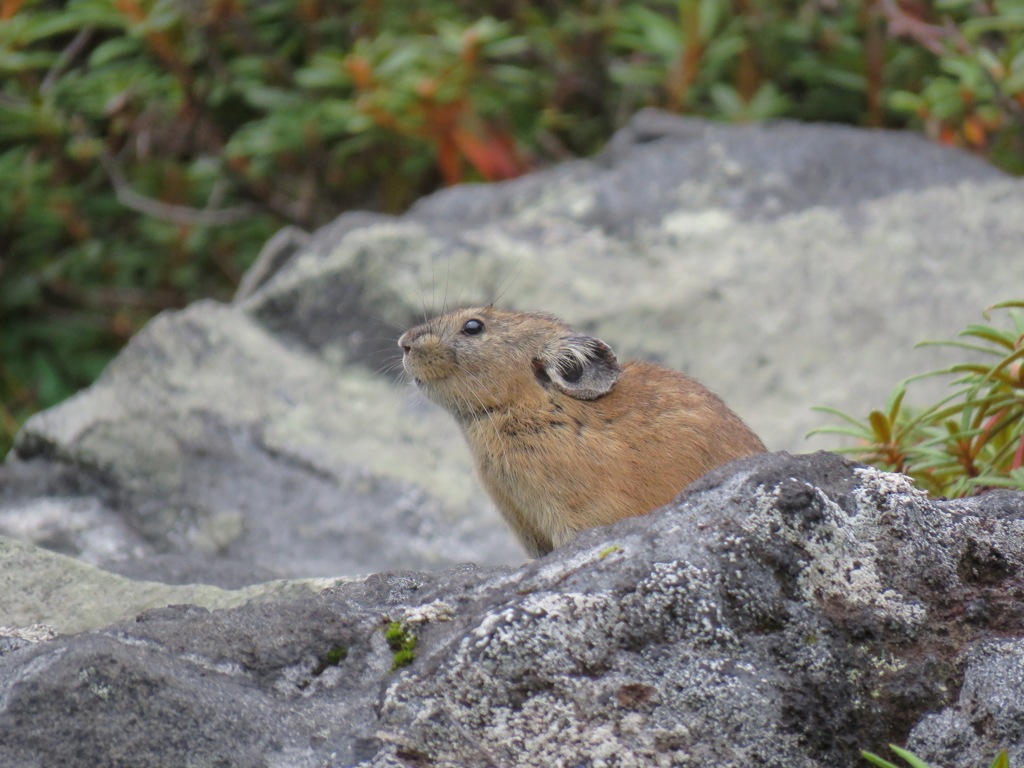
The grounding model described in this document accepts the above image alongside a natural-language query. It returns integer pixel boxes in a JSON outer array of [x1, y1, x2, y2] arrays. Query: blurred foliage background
[[2, 0, 1023, 459]]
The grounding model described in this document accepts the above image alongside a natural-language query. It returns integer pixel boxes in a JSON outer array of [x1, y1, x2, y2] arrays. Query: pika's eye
[[461, 319, 484, 335]]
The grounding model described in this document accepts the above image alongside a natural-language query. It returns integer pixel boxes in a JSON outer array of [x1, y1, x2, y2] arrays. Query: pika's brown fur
[[399, 307, 766, 557]]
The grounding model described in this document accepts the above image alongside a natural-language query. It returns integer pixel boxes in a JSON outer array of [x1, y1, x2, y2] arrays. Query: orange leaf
[[416, 77, 439, 99], [981, 112, 1003, 131], [489, 131, 527, 178], [298, 0, 319, 23], [436, 134, 462, 186], [452, 128, 523, 181], [114, 0, 146, 24], [358, 99, 401, 132], [460, 29, 480, 66], [209, 0, 240, 23], [1010, 361, 1024, 386], [0, 0, 24, 21], [346, 55, 374, 90], [963, 115, 986, 147]]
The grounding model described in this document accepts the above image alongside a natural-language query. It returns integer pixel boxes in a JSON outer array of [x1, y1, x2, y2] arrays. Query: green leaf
[[625, 4, 683, 57], [887, 387, 906, 423], [945, 362, 1012, 377], [959, 324, 1018, 350], [701, 33, 745, 71], [697, 0, 726, 41], [88, 36, 142, 68], [889, 90, 925, 114], [987, 300, 1024, 317], [861, 750, 903, 768], [962, 12, 1024, 41], [914, 340, 1006, 357], [747, 82, 790, 119], [887, 744, 937, 768], [810, 406, 872, 430], [869, 410, 892, 443], [928, 89, 967, 121], [820, 445, 891, 456], [609, 62, 667, 87], [241, 85, 305, 111], [483, 35, 529, 58], [805, 425, 876, 440], [710, 83, 745, 118]]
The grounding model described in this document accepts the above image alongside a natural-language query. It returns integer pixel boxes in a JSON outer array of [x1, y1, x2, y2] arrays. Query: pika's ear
[[537, 333, 620, 400]]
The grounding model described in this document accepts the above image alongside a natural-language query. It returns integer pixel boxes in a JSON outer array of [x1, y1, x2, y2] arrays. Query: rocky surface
[[0, 533, 354, 635], [3, 452, 1024, 768], [3, 110, 1022, 594], [908, 639, 1024, 768], [2, 301, 517, 584]]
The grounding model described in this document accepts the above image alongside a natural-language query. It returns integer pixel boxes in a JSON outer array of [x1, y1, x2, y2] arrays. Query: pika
[[399, 307, 766, 557]]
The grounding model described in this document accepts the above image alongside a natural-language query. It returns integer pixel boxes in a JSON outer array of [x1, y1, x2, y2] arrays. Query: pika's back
[[399, 307, 765, 557]]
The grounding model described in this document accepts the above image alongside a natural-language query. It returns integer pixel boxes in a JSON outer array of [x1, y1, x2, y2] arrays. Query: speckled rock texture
[[2, 452, 1023, 768], [3, 111, 1022, 599]]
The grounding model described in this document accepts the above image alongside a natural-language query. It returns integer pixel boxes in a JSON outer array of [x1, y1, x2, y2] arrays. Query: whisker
[[405, 268, 429, 324], [368, 313, 408, 334], [491, 253, 524, 308], [375, 356, 407, 372], [390, 280, 425, 326], [455, 272, 466, 310], [431, 256, 437, 319], [442, 255, 452, 315]]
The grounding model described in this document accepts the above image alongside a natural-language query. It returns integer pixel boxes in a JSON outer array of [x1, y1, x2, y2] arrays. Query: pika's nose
[[398, 327, 422, 353]]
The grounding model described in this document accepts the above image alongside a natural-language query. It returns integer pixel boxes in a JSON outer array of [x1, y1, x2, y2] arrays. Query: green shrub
[[2, 0, 1022, 459], [811, 301, 1024, 498], [885, 0, 1024, 174]]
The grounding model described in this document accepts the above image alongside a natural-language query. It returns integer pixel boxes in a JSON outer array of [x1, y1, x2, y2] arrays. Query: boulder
[[2, 110, 1022, 596], [2, 452, 1023, 768], [3, 301, 518, 586]]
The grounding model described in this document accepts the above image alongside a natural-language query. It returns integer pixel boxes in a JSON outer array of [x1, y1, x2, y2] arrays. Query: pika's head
[[398, 307, 620, 420]]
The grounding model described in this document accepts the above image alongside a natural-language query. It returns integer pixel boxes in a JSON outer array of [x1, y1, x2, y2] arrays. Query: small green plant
[[811, 301, 1024, 498], [310, 644, 348, 677], [862, 743, 1008, 768], [384, 621, 417, 671]]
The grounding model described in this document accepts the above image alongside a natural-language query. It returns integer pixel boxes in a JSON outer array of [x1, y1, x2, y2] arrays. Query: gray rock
[[4, 110, 1022, 599], [0, 533, 357, 635], [2, 452, 1024, 768], [6, 301, 520, 585], [908, 639, 1024, 767]]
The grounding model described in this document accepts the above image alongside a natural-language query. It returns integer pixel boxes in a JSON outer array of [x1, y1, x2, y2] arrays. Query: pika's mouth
[[402, 356, 443, 385], [410, 371, 447, 385], [401, 340, 455, 385]]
